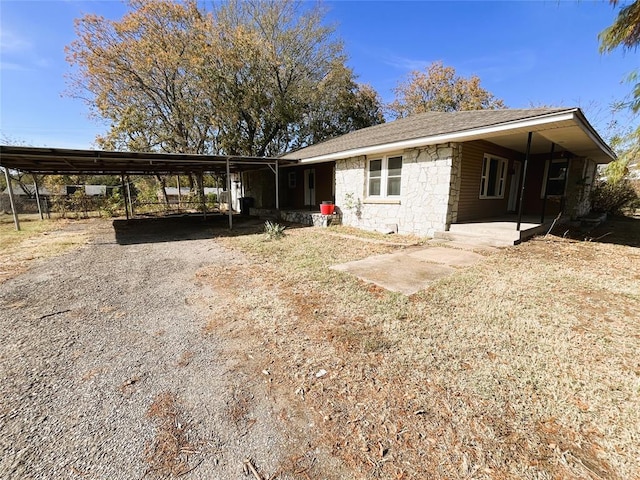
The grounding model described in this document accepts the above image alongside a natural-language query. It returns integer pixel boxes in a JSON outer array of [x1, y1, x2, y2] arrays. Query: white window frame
[[366, 154, 403, 199], [540, 158, 570, 198], [479, 154, 508, 199]]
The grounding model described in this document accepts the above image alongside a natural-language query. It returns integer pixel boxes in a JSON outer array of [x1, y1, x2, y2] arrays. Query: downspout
[[517, 132, 533, 231]]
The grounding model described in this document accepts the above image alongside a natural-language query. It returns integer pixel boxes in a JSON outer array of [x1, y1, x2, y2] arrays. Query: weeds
[[264, 220, 286, 240], [208, 222, 640, 479]]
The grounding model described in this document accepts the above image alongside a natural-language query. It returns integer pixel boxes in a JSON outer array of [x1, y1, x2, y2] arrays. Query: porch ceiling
[[480, 120, 612, 162]]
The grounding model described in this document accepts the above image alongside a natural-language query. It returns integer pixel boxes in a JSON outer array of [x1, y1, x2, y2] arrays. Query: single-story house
[[244, 108, 615, 243]]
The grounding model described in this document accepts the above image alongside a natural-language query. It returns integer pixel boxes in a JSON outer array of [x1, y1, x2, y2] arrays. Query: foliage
[[599, 0, 640, 54], [66, 0, 382, 155], [591, 177, 639, 214], [387, 61, 506, 119], [264, 220, 286, 240], [294, 61, 385, 146], [592, 123, 640, 214], [343, 192, 362, 219], [600, 1, 640, 114]]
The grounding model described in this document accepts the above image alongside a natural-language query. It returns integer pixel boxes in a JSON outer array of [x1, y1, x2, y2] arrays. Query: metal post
[[121, 174, 129, 220], [516, 132, 533, 231], [540, 142, 555, 224], [4, 167, 20, 231], [126, 175, 134, 217], [33, 175, 43, 220], [226, 158, 232, 229], [199, 172, 206, 220], [275, 161, 280, 211], [176, 175, 181, 211]]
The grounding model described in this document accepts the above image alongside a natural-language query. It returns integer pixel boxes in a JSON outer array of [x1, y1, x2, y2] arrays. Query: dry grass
[[201, 218, 640, 479], [0, 213, 90, 282], [144, 392, 202, 479]]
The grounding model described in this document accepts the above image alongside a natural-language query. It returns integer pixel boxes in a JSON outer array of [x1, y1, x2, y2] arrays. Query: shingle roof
[[282, 108, 571, 160]]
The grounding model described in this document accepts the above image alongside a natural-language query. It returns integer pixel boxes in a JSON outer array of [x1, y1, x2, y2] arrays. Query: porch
[[434, 215, 556, 246]]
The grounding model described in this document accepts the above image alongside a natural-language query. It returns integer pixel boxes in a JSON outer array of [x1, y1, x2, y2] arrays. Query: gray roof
[[282, 108, 572, 160]]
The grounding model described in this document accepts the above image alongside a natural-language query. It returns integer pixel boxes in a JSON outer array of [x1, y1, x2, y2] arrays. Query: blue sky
[[0, 0, 637, 149]]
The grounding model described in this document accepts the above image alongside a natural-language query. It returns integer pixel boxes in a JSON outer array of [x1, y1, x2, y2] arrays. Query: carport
[[0, 145, 297, 230]]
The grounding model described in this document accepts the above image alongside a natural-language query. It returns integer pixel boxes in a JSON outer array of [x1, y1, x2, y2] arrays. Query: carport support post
[[516, 131, 533, 231], [198, 171, 206, 220], [126, 176, 134, 217], [275, 160, 280, 211], [4, 167, 20, 231], [33, 174, 43, 220], [121, 174, 129, 220], [226, 158, 232, 229], [176, 175, 182, 211]]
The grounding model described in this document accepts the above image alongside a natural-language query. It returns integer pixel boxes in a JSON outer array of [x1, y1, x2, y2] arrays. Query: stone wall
[[564, 157, 598, 219], [334, 143, 461, 237]]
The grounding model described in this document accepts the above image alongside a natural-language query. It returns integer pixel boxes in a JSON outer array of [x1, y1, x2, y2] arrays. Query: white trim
[[540, 158, 570, 198], [295, 109, 616, 165], [479, 154, 508, 199], [367, 154, 403, 199]]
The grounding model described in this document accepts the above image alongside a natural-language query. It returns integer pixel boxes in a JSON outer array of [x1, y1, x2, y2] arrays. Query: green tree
[[295, 61, 385, 146], [598, 0, 640, 212], [387, 61, 506, 119], [66, 0, 380, 156], [599, 0, 640, 114]]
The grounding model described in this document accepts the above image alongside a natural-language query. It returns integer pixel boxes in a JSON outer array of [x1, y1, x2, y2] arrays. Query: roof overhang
[[292, 109, 616, 164], [0, 146, 296, 175]]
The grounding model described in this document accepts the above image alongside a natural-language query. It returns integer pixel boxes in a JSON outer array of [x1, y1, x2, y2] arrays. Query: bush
[[264, 220, 286, 240], [591, 178, 639, 215]]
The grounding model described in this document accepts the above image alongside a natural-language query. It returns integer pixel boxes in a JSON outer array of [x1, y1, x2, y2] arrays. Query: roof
[[0, 146, 295, 175], [282, 108, 616, 164]]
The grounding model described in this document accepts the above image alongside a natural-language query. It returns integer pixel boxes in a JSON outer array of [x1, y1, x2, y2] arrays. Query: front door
[[304, 169, 315, 207], [508, 160, 522, 212]]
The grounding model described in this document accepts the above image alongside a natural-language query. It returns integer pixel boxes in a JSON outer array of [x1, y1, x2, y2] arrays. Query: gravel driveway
[[0, 218, 300, 479]]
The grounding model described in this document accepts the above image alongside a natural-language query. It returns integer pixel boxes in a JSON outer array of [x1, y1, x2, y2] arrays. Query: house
[[243, 108, 614, 244]]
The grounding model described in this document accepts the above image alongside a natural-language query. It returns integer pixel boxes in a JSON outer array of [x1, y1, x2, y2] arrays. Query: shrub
[[591, 178, 639, 215], [264, 220, 286, 240]]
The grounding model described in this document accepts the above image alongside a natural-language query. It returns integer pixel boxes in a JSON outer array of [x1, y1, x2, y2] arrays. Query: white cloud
[[460, 50, 538, 83], [381, 53, 436, 72], [0, 61, 28, 72], [0, 30, 31, 53]]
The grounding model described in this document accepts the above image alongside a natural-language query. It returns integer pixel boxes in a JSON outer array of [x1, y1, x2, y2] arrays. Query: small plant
[[343, 192, 363, 219], [264, 220, 286, 240]]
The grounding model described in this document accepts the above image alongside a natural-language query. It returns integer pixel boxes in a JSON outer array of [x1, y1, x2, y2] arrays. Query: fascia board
[[298, 111, 581, 164]]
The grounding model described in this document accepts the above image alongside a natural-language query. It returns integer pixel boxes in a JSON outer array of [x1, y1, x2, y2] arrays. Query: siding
[[279, 162, 334, 209], [457, 140, 524, 222]]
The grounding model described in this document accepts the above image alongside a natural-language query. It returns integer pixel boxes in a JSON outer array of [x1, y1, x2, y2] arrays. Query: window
[[367, 155, 402, 198], [541, 159, 569, 197], [480, 154, 507, 199]]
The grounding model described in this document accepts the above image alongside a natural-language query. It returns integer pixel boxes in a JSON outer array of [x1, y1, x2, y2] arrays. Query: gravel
[[0, 218, 300, 479]]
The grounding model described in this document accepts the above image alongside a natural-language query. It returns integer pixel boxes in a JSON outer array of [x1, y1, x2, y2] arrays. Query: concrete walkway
[[330, 242, 496, 295]]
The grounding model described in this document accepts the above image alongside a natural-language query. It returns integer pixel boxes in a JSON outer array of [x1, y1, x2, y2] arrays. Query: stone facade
[[564, 157, 598, 219], [249, 207, 341, 227], [334, 143, 462, 237]]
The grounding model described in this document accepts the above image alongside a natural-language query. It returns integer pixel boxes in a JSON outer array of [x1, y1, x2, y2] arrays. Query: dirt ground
[[1, 214, 639, 479], [0, 216, 345, 480]]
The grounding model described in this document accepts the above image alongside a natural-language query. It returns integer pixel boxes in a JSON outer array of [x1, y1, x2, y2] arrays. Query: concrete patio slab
[[406, 246, 484, 267], [330, 245, 487, 295]]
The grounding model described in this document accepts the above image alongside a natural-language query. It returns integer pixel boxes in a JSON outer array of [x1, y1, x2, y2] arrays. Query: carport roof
[[0, 145, 297, 175]]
